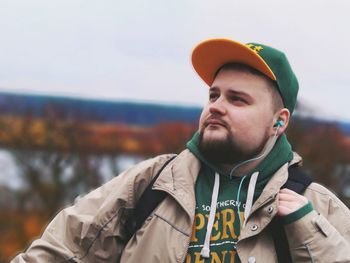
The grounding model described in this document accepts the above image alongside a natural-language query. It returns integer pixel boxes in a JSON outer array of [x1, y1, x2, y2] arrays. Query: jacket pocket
[[313, 213, 332, 237]]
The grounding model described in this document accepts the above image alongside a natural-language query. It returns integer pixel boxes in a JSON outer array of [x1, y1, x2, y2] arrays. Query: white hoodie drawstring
[[200, 171, 259, 258], [200, 172, 220, 258], [243, 171, 259, 227], [236, 175, 247, 228]]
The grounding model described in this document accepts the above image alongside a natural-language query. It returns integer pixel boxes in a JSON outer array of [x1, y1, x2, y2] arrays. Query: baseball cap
[[191, 38, 299, 113]]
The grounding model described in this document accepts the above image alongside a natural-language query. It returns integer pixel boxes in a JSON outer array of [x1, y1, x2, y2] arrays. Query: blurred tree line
[[0, 108, 349, 262], [0, 111, 196, 261]]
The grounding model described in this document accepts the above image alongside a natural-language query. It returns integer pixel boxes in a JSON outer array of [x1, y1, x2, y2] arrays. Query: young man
[[12, 39, 350, 262]]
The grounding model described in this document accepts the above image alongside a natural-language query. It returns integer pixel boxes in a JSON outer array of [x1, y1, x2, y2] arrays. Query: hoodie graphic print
[[185, 166, 246, 263]]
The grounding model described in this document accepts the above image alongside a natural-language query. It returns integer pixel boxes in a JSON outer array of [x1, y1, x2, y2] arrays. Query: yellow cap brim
[[191, 38, 276, 86]]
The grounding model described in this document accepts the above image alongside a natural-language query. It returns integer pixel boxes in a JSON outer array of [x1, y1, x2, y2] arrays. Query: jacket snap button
[[251, 224, 258, 231], [268, 206, 274, 214], [248, 256, 256, 263]]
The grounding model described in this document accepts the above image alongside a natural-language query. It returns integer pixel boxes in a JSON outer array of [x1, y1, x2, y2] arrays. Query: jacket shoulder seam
[[153, 213, 190, 237]]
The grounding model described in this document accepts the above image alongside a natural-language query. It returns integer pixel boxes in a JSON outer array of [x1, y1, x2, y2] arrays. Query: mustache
[[203, 116, 229, 129]]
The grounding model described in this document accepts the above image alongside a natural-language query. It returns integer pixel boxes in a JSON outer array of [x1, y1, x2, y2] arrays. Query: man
[[12, 39, 350, 262]]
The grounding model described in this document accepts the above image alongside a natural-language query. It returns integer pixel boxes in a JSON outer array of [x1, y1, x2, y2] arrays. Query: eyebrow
[[210, 86, 251, 98]]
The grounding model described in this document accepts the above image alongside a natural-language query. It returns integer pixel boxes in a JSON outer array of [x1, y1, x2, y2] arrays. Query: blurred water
[[0, 150, 23, 190]]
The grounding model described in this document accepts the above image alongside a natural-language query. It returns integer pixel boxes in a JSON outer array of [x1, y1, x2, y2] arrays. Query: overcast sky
[[0, 0, 350, 121]]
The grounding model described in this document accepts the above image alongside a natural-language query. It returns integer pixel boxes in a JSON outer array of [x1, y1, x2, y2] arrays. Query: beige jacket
[[12, 150, 350, 263]]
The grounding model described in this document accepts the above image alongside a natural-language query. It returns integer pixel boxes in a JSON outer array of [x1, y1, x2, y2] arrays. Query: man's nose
[[209, 97, 227, 115]]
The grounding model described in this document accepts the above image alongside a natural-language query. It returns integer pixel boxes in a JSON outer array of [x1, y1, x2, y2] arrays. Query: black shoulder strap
[[271, 164, 313, 263], [125, 155, 177, 240], [282, 164, 313, 193], [134, 155, 177, 230]]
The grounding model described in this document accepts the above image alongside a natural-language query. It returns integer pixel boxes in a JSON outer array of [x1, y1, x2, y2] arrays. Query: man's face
[[198, 69, 277, 165]]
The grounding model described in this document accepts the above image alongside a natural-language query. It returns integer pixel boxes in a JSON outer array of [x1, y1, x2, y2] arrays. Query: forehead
[[211, 68, 273, 96]]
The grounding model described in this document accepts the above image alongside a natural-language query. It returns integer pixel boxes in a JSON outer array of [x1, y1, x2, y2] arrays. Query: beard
[[198, 126, 268, 165]]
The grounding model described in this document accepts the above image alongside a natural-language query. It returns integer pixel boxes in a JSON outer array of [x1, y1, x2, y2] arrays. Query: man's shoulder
[[91, 149, 198, 202], [107, 153, 178, 185], [135, 149, 193, 171], [73, 153, 181, 211], [304, 182, 350, 219], [305, 182, 342, 201]]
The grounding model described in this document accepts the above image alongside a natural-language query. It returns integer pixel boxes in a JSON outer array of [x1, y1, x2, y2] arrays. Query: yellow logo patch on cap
[[246, 44, 263, 53]]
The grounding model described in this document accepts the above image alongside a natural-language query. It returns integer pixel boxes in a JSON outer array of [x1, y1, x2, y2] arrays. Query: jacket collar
[[152, 149, 201, 219], [152, 150, 302, 221], [249, 152, 303, 217]]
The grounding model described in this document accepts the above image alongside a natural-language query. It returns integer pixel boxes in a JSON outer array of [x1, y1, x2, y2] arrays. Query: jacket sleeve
[[10, 154, 174, 263], [285, 183, 350, 263]]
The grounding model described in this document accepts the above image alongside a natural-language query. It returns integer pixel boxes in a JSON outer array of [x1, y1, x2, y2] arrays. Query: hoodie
[[185, 131, 293, 263]]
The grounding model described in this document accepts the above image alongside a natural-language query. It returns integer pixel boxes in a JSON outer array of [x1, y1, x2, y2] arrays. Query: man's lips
[[204, 118, 227, 128]]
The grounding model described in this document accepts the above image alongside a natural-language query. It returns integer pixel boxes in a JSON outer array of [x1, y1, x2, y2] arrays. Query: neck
[[219, 157, 265, 176], [223, 133, 279, 177]]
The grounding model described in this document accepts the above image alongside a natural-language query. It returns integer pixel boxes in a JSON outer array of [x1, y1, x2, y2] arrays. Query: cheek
[[230, 110, 269, 139], [198, 107, 210, 128], [234, 107, 271, 128], [239, 117, 272, 145], [227, 109, 253, 130]]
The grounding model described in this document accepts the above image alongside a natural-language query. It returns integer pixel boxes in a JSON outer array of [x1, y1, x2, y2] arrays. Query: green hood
[[186, 131, 293, 197]]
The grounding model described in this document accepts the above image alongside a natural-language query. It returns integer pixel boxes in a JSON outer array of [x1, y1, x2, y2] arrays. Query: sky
[[0, 0, 350, 121]]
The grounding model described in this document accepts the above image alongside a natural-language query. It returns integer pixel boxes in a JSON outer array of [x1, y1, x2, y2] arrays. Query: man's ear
[[272, 108, 290, 136]]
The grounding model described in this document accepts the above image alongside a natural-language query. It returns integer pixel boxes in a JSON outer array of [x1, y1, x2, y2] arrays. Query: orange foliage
[[0, 115, 197, 155], [0, 210, 48, 262], [287, 120, 350, 193]]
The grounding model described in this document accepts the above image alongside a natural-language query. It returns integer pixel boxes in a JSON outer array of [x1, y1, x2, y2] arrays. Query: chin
[[203, 127, 222, 136], [202, 127, 228, 140]]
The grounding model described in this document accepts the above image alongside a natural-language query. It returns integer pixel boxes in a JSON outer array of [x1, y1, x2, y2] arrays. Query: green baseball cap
[[191, 38, 299, 113]]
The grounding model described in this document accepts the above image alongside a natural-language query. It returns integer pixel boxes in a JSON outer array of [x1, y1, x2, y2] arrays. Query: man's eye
[[209, 94, 218, 101], [231, 96, 247, 104]]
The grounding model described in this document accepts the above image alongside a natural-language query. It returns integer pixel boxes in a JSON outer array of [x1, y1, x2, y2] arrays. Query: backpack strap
[[134, 155, 177, 230], [270, 164, 313, 263], [126, 155, 177, 241], [283, 164, 313, 193]]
